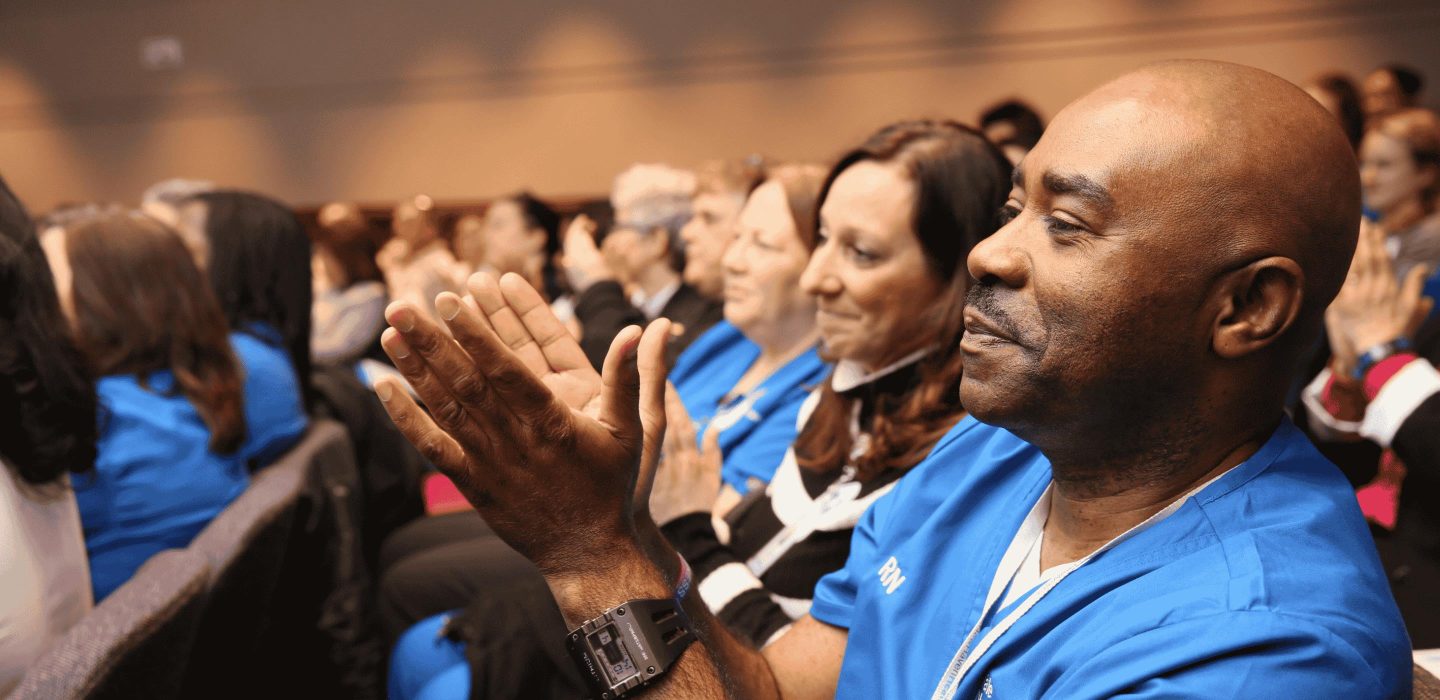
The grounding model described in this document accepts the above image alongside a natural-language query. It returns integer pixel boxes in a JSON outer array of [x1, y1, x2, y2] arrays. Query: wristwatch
[[566, 554, 696, 699], [1353, 338, 1414, 381]]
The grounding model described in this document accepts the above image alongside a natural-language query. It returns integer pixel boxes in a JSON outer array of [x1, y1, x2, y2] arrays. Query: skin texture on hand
[[374, 271, 668, 579], [374, 271, 833, 699], [1326, 219, 1433, 377]]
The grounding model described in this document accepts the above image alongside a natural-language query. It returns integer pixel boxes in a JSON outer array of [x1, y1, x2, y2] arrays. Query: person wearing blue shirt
[[41, 210, 307, 601], [370, 61, 1411, 699], [668, 320, 827, 495]]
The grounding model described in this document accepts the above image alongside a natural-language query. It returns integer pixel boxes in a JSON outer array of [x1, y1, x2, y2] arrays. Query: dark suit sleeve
[[658, 286, 724, 367], [1393, 392, 1440, 477], [574, 280, 646, 370]]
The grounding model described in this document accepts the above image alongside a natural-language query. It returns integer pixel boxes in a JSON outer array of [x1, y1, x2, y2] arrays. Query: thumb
[[700, 426, 723, 475], [635, 320, 671, 497]]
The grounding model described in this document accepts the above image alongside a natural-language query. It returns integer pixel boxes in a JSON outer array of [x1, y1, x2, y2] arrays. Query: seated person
[[376, 60, 1410, 698], [566, 164, 722, 369], [677, 158, 769, 301], [375, 194, 463, 325], [0, 176, 96, 696], [1304, 218, 1440, 646], [380, 124, 1011, 699], [476, 192, 573, 327], [41, 210, 307, 600], [312, 201, 389, 367], [176, 189, 317, 409]]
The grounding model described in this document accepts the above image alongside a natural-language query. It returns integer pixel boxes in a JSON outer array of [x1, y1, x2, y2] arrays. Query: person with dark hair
[[375, 60, 1407, 698], [1306, 72, 1366, 150], [380, 121, 1011, 699], [477, 191, 570, 313], [564, 164, 723, 369], [0, 174, 97, 695], [1364, 63, 1425, 124], [377, 194, 463, 325], [312, 201, 389, 367], [41, 210, 307, 601], [176, 189, 316, 408], [979, 99, 1045, 165]]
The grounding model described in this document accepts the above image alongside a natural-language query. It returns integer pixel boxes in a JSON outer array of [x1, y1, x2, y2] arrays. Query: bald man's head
[[960, 60, 1359, 448], [1077, 60, 1361, 326]]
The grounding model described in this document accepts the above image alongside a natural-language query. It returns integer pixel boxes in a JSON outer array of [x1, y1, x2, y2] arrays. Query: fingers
[[497, 273, 593, 373], [380, 321, 493, 452], [635, 319, 670, 490], [597, 324, 646, 446], [1401, 265, 1433, 336], [466, 273, 550, 378], [373, 377, 467, 475]]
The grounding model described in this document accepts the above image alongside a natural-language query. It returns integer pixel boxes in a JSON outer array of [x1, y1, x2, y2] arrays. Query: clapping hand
[[374, 271, 669, 581], [560, 214, 615, 293], [639, 386, 724, 527], [1326, 220, 1433, 379]]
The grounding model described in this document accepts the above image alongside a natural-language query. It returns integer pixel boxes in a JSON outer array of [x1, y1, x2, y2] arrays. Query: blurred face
[[960, 97, 1209, 438], [722, 181, 815, 343], [800, 160, 947, 370], [680, 191, 746, 298], [601, 208, 668, 286], [1362, 70, 1405, 120], [481, 202, 544, 275], [453, 214, 486, 267], [38, 227, 76, 325], [392, 201, 436, 247], [1360, 131, 1433, 215]]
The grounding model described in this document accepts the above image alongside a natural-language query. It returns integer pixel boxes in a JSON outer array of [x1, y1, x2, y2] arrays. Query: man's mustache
[[964, 282, 1026, 343]]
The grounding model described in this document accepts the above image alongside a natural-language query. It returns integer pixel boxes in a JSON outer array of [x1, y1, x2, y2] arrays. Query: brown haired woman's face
[[802, 160, 948, 370], [1360, 131, 1433, 215]]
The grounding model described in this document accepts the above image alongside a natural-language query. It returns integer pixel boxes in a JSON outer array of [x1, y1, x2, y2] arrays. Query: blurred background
[[3, 0, 1439, 212]]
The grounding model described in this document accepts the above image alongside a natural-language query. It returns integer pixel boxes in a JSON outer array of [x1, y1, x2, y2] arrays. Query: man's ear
[[1210, 256, 1305, 359]]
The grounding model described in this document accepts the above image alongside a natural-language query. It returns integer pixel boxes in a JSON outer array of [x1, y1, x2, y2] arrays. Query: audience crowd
[[0, 59, 1437, 698]]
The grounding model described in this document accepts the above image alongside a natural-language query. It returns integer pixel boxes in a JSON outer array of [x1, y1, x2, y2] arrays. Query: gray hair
[[611, 163, 695, 271]]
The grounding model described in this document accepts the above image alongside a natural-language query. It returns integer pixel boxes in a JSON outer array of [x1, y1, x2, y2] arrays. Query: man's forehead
[[1018, 95, 1205, 201]]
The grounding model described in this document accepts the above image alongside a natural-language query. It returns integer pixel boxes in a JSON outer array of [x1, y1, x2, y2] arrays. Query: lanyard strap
[[746, 475, 866, 577], [930, 481, 1205, 700]]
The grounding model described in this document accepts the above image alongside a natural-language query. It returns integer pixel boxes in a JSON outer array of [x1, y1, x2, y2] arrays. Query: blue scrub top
[[669, 321, 829, 493], [76, 330, 309, 600], [811, 416, 1411, 699]]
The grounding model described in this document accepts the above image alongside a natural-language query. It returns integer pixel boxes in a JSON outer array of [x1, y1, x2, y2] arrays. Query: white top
[[630, 281, 681, 321], [0, 463, 93, 695]]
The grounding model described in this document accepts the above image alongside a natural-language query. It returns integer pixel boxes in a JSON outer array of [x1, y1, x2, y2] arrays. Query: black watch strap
[[565, 555, 696, 699]]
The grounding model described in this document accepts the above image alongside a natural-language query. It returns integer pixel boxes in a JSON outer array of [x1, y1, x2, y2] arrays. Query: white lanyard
[[746, 471, 865, 577], [930, 474, 1223, 700]]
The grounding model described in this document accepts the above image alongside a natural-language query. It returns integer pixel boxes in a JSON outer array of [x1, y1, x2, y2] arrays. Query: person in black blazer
[[563, 163, 723, 369]]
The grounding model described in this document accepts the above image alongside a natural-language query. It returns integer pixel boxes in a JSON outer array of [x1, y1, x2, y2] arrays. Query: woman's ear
[[1210, 256, 1305, 359]]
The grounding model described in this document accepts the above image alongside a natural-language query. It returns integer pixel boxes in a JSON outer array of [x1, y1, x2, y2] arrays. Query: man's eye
[[1043, 215, 1083, 235], [998, 205, 1021, 225]]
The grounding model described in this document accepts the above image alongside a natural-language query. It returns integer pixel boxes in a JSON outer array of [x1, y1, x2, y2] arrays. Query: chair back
[[11, 549, 211, 700]]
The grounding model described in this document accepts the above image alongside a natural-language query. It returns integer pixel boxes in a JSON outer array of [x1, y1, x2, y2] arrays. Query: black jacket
[[574, 280, 723, 370]]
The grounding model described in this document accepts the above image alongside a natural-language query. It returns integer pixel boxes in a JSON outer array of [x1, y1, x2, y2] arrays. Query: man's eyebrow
[[1041, 171, 1113, 212]]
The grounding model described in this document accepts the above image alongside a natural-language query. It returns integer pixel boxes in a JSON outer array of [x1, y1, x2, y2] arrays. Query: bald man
[[374, 60, 1410, 698]]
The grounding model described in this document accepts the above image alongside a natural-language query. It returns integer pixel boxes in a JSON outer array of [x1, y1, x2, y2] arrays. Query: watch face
[[589, 624, 638, 684]]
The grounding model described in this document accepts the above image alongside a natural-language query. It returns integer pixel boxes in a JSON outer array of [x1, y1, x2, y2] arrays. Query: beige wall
[[1, 0, 1438, 212]]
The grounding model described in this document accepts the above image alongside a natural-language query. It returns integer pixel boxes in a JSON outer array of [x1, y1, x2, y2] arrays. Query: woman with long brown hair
[[41, 210, 308, 600], [384, 120, 1011, 700]]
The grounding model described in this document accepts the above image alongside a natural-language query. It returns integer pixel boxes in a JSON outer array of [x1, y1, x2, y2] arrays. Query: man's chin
[[958, 374, 1021, 428]]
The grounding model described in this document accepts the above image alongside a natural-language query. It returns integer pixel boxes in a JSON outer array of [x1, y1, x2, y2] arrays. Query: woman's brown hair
[[793, 120, 1012, 481], [64, 211, 246, 453], [767, 162, 829, 251]]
